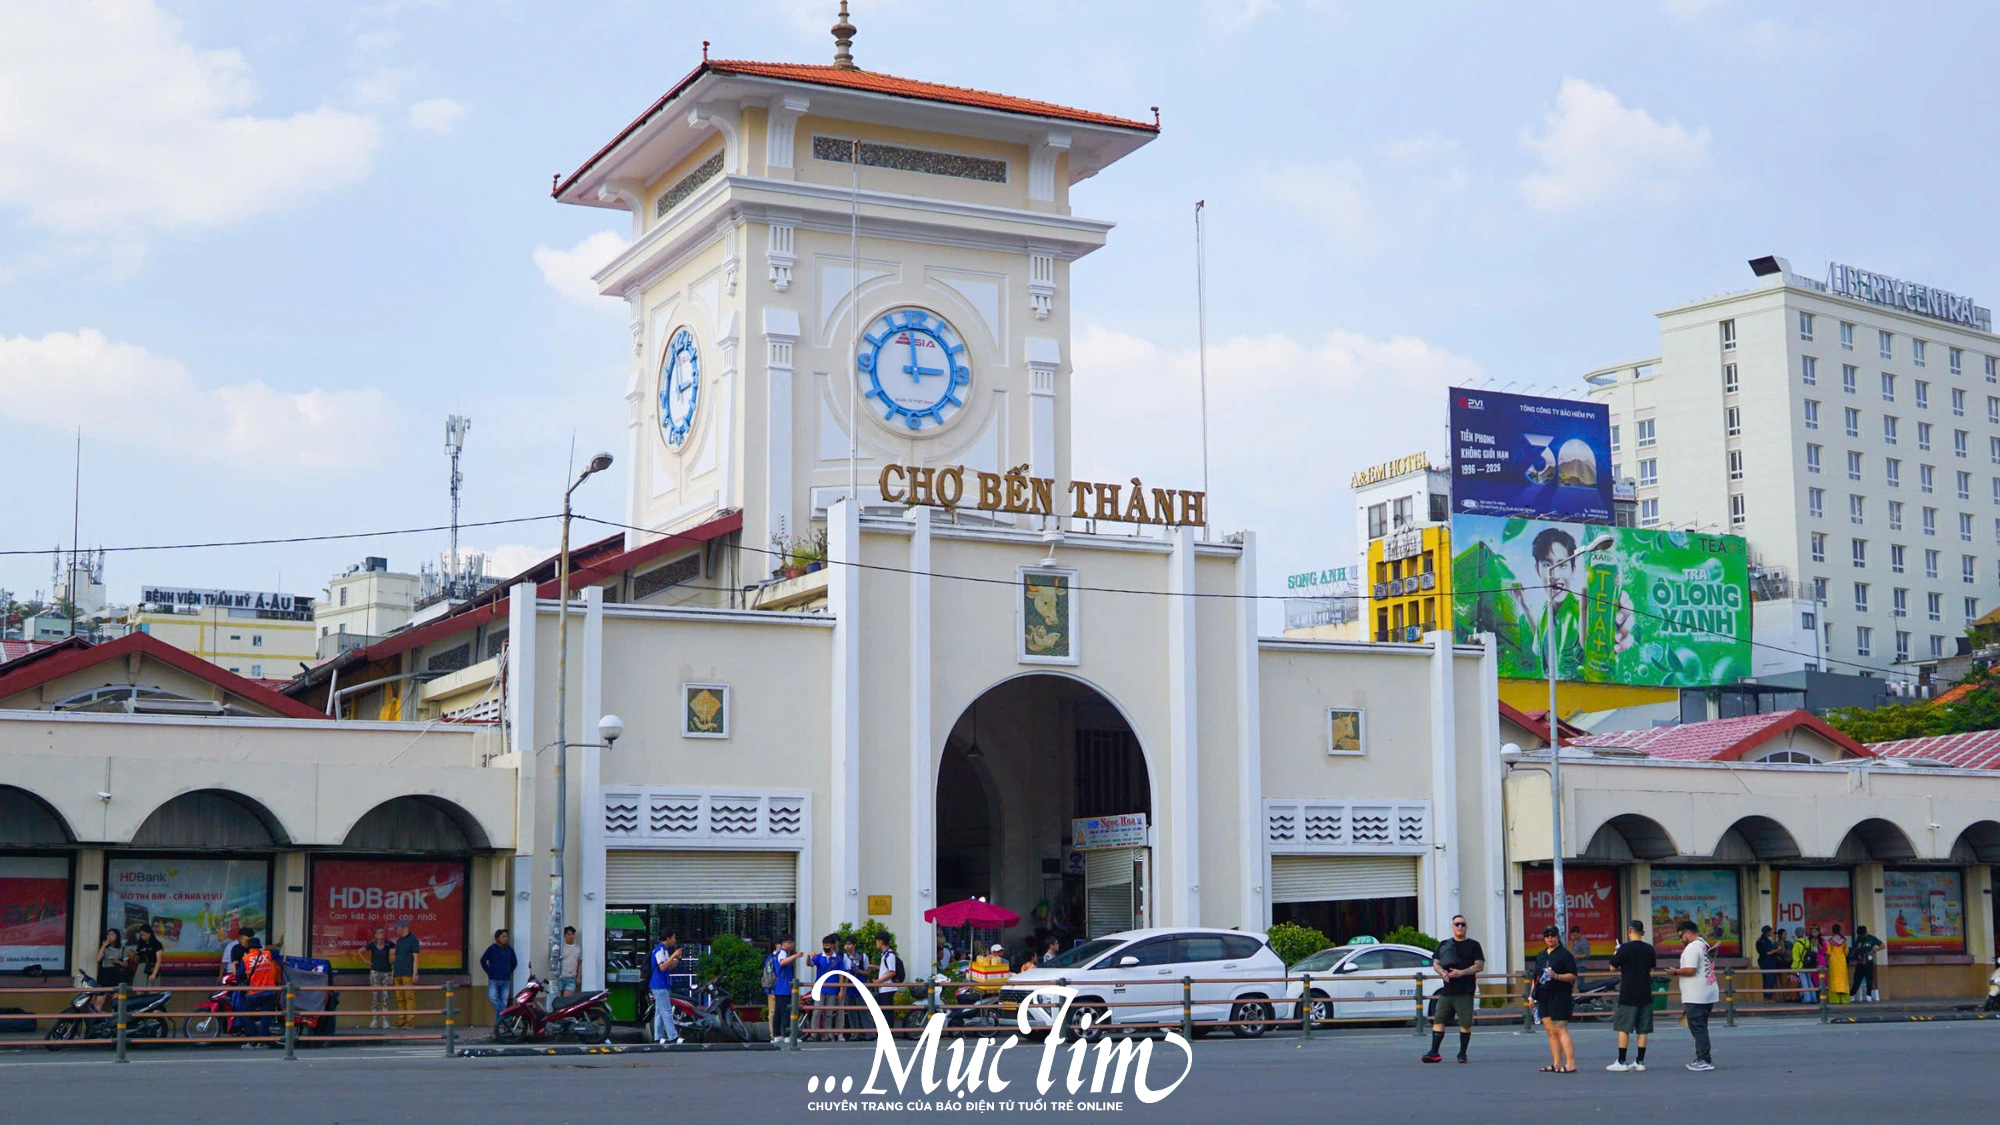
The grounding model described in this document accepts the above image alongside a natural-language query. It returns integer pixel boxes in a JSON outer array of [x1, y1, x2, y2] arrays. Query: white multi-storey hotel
[[1586, 257, 2000, 681]]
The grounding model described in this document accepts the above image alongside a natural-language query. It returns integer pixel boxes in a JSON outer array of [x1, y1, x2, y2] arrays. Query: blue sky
[[5, 0, 1999, 624]]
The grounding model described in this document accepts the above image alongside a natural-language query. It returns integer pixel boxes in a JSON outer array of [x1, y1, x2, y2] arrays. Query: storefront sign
[[105, 857, 269, 971], [138, 586, 315, 620], [1882, 869, 1963, 954], [1450, 388, 1613, 524], [1826, 262, 1991, 332], [1523, 866, 1618, 955], [1650, 868, 1740, 956], [1382, 529, 1425, 562], [0, 856, 69, 972], [1774, 869, 1852, 939], [1285, 566, 1352, 591], [1350, 452, 1430, 490], [1071, 813, 1148, 851], [878, 464, 1205, 526], [309, 858, 468, 972], [1452, 515, 1750, 688]]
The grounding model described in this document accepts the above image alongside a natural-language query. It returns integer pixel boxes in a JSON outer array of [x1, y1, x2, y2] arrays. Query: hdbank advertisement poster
[[310, 858, 468, 971], [1452, 515, 1751, 687], [1882, 869, 1964, 953], [0, 856, 70, 971], [1650, 868, 1741, 956], [1449, 388, 1614, 524], [104, 857, 269, 970], [1774, 869, 1853, 938], [1523, 866, 1618, 955]]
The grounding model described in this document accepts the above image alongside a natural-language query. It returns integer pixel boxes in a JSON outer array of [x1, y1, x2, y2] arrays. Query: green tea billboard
[[1450, 514, 1750, 687]]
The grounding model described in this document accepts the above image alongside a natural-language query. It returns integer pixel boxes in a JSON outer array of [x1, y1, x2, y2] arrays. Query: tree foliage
[[1266, 922, 1330, 967], [1826, 663, 2000, 743], [1384, 925, 1440, 953], [696, 934, 767, 1008]]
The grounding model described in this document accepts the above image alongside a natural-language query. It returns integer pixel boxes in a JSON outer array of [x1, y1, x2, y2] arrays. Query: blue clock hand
[[901, 333, 945, 383]]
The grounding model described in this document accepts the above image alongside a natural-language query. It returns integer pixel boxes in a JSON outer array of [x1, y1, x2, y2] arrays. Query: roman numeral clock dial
[[856, 308, 971, 431]]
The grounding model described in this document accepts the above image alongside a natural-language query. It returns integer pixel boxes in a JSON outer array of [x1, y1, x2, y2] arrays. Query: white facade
[[1586, 257, 2000, 681], [317, 559, 422, 642]]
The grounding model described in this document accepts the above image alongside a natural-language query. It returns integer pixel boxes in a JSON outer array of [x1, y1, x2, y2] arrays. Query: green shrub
[[835, 920, 896, 952], [697, 934, 767, 1007], [1266, 922, 1331, 967], [1384, 925, 1439, 952]]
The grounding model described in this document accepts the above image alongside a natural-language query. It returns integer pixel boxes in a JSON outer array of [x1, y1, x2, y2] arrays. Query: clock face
[[658, 327, 700, 449], [857, 307, 971, 431]]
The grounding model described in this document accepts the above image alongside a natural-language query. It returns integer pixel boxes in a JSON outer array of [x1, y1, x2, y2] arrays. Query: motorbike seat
[[550, 993, 590, 1010]]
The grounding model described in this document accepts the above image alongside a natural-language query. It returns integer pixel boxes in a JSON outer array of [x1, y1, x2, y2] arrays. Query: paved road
[[7, 1019, 1995, 1122]]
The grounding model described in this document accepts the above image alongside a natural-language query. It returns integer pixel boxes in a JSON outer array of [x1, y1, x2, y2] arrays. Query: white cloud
[[408, 97, 469, 135], [0, 329, 399, 472], [1517, 79, 1712, 211], [1256, 161, 1375, 245], [1070, 323, 1483, 585], [533, 230, 631, 309], [0, 1, 380, 236]]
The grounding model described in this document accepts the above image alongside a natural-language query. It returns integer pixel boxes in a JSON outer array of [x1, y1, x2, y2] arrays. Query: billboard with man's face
[[1451, 515, 1751, 687]]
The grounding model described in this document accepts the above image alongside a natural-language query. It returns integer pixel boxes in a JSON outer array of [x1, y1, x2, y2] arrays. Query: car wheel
[[1064, 998, 1111, 1042], [1230, 998, 1273, 1039], [1188, 1025, 1212, 1039], [1296, 991, 1333, 1027]]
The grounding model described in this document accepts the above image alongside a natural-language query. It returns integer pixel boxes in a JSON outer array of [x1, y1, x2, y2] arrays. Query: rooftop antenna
[[446, 415, 472, 578], [67, 428, 80, 624], [832, 1, 857, 69]]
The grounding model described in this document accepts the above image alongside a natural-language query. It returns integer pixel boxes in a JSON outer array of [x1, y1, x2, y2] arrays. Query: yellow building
[[1369, 525, 1451, 642], [126, 586, 318, 682]]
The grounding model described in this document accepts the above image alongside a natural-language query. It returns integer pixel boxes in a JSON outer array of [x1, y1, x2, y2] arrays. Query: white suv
[[1000, 928, 1287, 1038]]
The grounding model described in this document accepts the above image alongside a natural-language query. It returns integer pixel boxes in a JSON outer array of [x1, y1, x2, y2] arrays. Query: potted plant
[[769, 532, 798, 580], [798, 527, 829, 574]]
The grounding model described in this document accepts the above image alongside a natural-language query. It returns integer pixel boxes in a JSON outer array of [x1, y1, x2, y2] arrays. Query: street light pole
[[1546, 587, 1566, 941], [550, 452, 613, 984]]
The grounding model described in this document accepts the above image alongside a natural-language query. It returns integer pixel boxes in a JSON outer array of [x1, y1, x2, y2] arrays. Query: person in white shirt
[[559, 926, 582, 996], [1670, 919, 1719, 1071]]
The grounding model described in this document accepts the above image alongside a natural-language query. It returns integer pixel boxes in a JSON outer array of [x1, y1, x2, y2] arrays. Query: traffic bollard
[[1818, 973, 1829, 1024], [444, 982, 458, 1057], [1724, 973, 1737, 1028], [1300, 973, 1314, 1041], [283, 982, 298, 1060], [1181, 977, 1194, 1041], [1413, 976, 1425, 1036], [114, 984, 129, 1064]]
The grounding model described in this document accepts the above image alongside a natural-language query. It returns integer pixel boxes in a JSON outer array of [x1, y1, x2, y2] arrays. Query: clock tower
[[553, 12, 1157, 584]]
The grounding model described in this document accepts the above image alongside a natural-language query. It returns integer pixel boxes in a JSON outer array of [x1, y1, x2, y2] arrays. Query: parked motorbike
[[937, 978, 1007, 1031], [668, 977, 750, 1043], [45, 974, 174, 1048], [495, 977, 612, 1044]]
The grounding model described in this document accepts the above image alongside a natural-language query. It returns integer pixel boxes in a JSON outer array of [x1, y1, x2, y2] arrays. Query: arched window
[[1753, 750, 1819, 765]]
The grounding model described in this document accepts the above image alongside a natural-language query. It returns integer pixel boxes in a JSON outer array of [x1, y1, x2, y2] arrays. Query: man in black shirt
[[1534, 926, 1579, 1072], [1422, 915, 1485, 1064], [1605, 920, 1658, 1071]]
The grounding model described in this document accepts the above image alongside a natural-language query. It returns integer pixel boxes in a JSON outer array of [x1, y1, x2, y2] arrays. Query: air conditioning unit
[[1419, 572, 1437, 591], [1372, 582, 1389, 600], [1388, 578, 1404, 596]]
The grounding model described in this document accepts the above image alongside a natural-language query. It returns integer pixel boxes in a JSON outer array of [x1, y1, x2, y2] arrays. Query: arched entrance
[[936, 674, 1152, 952]]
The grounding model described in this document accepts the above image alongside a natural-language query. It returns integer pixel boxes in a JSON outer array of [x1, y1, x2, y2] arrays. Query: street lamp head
[[1499, 743, 1523, 764], [586, 452, 614, 475], [597, 713, 625, 745]]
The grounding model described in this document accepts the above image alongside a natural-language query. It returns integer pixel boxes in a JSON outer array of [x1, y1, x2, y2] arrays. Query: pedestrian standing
[[391, 920, 421, 1028], [809, 934, 846, 1034], [1754, 925, 1780, 1005], [1533, 926, 1578, 1072], [767, 936, 805, 1039], [1671, 919, 1718, 1071], [479, 929, 517, 1026], [559, 926, 582, 997], [92, 928, 126, 1012], [873, 934, 905, 1027], [649, 930, 684, 1045], [1566, 925, 1591, 964], [361, 926, 394, 1029], [843, 938, 870, 1038], [1850, 926, 1883, 1002], [1794, 925, 1821, 1004], [1605, 920, 1657, 1072], [1825, 924, 1850, 1004], [1421, 915, 1484, 1064], [130, 924, 163, 990]]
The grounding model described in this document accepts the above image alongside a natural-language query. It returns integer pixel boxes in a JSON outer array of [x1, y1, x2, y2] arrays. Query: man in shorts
[[1605, 920, 1657, 1071], [1422, 915, 1484, 1063], [1671, 918, 1720, 1071]]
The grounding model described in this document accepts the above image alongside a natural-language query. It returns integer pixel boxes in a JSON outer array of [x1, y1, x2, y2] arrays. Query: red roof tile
[[1566, 709, 1869, 762], [1867, 730, 2000, 770], [0, 633, 326, 721], [0, 637, 70, 668]]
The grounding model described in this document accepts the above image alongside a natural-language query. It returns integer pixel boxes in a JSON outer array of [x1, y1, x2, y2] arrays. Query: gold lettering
[[1179, 490, 1206, 527], [878, 463, 906, 503], [1068, 480, 1093, 517], [1151, 487, 1176, 526], [976, 471, 1003, 510], [907, 466, 935, 506], [1094, 481, 1122, 521], [1030, 477, 1054, 517], [1003, 467, 1031, 513], [936, 466, 965, 509], [1124, 478, 1151, 523]]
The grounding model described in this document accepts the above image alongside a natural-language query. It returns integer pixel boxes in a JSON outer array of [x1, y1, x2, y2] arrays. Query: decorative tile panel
[[1263, 798, 1431, 854], [656, 150, 725, 218], [599, 787, 810, 846], [812, 135, 1006, 183]]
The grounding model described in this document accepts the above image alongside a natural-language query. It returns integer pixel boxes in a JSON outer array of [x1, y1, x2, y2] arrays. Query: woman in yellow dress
[[1825, 924, 1851, 1003]]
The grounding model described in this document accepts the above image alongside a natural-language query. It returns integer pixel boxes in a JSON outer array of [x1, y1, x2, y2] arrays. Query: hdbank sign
[[1449, 388, 1613, 524], [1450, 515, 1750, 687]]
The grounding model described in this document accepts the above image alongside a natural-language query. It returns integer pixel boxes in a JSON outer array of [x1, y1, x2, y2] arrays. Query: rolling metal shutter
[[1084, 848, 1142, 939], [605, 850, 796, 903], [1269, 856, 1419, 903]]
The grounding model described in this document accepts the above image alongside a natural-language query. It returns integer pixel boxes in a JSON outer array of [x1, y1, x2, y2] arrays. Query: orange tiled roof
[[705, 60, 1158, 132]]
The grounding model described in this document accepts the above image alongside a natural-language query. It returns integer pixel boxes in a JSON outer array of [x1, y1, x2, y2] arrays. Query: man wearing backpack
[[765, 936, 805, 1040], [1792, 926, 1820, 1004], [873, 934, 904, 1027]]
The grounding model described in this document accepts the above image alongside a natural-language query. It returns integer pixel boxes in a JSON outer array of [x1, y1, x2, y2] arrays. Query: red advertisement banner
[[0, 857, 69, 972], [310, 859, 467, 971], [1524, 866, 1619, 955]]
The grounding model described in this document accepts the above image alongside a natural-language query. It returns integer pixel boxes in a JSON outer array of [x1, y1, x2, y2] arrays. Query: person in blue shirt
[[478, 929, 517, 1027], [807, 933, 847, 1035], [766, 936, 805, 1040], [649, 931, 684, 1045]]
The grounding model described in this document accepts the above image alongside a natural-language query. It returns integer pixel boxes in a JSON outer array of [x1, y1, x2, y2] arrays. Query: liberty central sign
[[1826, 262, 1991, 332]]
